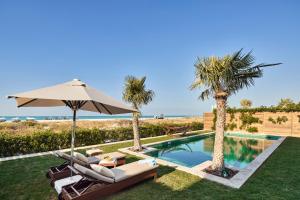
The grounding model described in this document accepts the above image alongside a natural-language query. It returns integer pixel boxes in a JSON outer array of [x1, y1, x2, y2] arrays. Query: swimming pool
[[145, 133, 280, 169]]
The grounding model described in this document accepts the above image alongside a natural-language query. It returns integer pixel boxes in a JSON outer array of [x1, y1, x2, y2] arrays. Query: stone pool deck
[[119, 133, 286, 189]]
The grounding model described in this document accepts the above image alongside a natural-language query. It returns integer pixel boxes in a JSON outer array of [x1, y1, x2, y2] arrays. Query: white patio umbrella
[[7, 79, 137, 167]]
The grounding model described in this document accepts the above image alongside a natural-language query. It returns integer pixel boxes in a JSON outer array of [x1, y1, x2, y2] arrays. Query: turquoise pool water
[[145, 133, 280, 169]]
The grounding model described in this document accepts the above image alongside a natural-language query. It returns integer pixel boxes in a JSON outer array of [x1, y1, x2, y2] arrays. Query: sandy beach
[[0, 116, 203, 136]]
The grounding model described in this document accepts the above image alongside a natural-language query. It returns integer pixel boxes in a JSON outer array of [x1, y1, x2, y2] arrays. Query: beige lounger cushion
[[74, 163, 114, 183], [90, 164, 115, 178], [96, 152, 125, 160], [111, 161, 158, 182], [86, 149, 103, 156]]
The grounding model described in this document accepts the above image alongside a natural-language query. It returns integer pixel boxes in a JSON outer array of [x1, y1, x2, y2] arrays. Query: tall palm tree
[[123, 76, 155, 151], [190, 49, 281, 173]]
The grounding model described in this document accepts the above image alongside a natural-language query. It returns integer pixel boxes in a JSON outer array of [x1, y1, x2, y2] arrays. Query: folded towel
[[103, 156, 114, 161], [54, 175, 82, 194], [99, 158, 117, 165], [87, 156, 100, 164], [138, 158, 156, 166]]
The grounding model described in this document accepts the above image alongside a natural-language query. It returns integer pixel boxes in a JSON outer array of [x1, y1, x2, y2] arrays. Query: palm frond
[[199, 89, 212, 100], [123, 75, 155, 109], [191, 49, 281, 99]]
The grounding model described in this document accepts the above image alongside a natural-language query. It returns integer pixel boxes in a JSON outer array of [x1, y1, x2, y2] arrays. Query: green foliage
[[240, 99, 252, 108], [226, 122, 237, 131], [212, 104, 298, 131], [21, 121, 38, 127], [268, 116, 288, 124], [227, 104, 300, 113], [246, 127, 258, 133], [229, 112, 235, 122], [225, 112, 237, 130], [277, 116, 288, 124], [0, 122, 203, 157], [190, 49, 281, 100], [268, 117, 276, 124], [123, 76, 154, 110], [277, 98, 295, 109], [239, 112, 262, 130]]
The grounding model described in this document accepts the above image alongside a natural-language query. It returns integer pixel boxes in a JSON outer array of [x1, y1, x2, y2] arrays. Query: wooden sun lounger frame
[[60, 166, 157, 200], [46, 153, 90, 186], [47, 161, 71, 184]]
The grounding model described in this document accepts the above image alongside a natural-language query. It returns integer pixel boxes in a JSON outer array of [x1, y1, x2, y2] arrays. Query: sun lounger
[[57, 161, 158, 200], [47, 151, 126, 185]]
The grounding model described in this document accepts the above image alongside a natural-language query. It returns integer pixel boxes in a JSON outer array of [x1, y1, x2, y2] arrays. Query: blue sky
[[0, 0, 299, 116]]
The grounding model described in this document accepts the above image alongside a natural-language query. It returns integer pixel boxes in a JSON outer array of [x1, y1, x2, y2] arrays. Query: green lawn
[[0, 134, 299, 200]]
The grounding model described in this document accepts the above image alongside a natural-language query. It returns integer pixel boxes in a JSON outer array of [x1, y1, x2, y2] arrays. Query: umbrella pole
[[70, 109, 77, 176]]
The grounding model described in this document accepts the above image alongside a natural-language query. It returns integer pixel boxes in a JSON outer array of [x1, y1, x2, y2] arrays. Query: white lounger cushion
[[99, 158, 117, 166], [111, 161, 158, 182], [54, 175, 82, 194], [74, 163, 114, 183]]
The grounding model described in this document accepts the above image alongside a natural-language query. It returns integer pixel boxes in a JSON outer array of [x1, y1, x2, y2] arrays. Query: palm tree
[[123, 76, 155, 151], [190, 49, 281, 173]]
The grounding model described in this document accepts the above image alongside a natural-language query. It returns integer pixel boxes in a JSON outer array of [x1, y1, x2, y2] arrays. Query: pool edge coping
[[118, 133, 286, 189]]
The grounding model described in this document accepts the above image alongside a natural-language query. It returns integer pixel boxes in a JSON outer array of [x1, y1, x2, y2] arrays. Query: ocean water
[[0, 115, 188, 121]]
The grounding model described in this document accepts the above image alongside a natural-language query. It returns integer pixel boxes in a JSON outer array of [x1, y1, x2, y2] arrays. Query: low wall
[[203, 111, 300, 137]]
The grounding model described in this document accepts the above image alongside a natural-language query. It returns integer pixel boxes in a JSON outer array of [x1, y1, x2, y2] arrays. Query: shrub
[[239, 112, 262, 129], [268, 116, 288, 124], [226, 123, 237, 131], [268, 117, 277, 124], [22, 121, 38, 127], [0, 122, 203, 157], [246, 127, 258, 133]]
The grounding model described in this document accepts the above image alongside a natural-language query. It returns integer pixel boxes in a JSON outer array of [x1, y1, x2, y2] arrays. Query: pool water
[[145, 133, 280, 169]]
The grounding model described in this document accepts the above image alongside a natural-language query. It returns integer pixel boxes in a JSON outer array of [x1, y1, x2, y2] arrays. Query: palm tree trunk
[[211, 95, 227, 171], [132, 112, 142, 151]]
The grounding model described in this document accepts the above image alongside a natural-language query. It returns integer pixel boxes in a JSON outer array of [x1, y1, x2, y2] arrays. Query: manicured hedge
[[226, 106, 300, 113], [0, 122, 203, 157]]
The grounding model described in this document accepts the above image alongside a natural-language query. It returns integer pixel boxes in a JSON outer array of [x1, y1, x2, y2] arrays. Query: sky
[[0, 0, 299, 116]]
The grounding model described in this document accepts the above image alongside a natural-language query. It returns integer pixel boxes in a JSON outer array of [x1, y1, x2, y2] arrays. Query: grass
[[0, 133, 299, 200]]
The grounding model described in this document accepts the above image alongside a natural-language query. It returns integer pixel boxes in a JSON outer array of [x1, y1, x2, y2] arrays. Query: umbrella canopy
[[7, 79, 136, 114], [8, 79, 136, 171]]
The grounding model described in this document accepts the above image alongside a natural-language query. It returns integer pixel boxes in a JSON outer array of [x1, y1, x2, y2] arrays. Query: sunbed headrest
[[57, 151, 71, 160], [56, 151, 88, 166], [74, 152, 89, 163], [73, 163, 114, 183], [55, 151, 66, 158]]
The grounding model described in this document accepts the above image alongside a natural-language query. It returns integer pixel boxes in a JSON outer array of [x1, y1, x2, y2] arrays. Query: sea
[[0, 115, 189, 122]]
